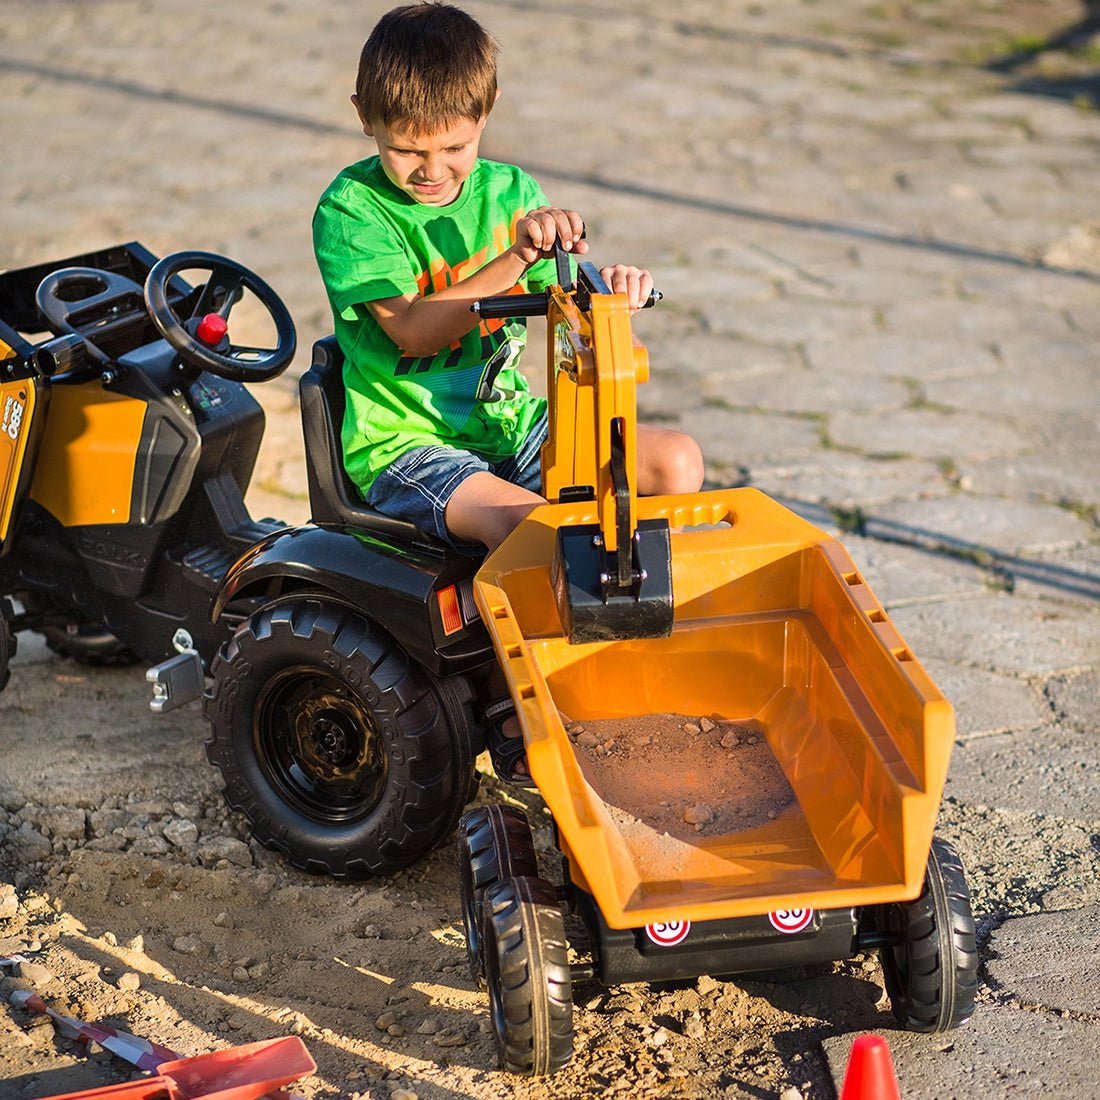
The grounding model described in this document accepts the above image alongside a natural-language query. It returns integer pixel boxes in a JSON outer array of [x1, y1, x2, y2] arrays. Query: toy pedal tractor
[[0, 242, 493, 879], [456, 254, 978, 1075]]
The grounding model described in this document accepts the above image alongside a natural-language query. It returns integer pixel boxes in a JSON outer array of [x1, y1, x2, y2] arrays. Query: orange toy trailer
[[457, 253, 977, 1076]]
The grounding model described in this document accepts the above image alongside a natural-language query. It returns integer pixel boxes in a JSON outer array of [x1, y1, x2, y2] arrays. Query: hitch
[[146, 629, 203, 713]]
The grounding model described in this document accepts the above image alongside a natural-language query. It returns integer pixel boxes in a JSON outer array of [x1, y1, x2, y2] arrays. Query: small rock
[[11, 824, 51, 864], [247, 961, 271, 980], [415, 1017, 439, 1035], [0, 887, 19, 920], [360, 924, 382, 939], [684, 1015, 705, 1040], [213, 912, 233, 929], [40, 807, 87, 841], [720, 730, 739, 749], [432, 1028, 468, 1047], [85, 835, 127, 852], [699, 717, 716, 733], [117, 972, 141, 992], [683, 803, 714, 825], [387, 1023, 405, 1038], [780, 1089, 804, 1100], [172, 935, 206, 957], [131, 835, 170, 856], [197, 837, 252, 868], [232, 967, 251, 982], [576, 731, 600, 749], [17, 961, 54, 987], [646, 1026, 670, 1048], [127, 934, 145, 954], [390, 1089, 418, 1100], [163, 819, 199, 849], [375, 1010, 398, 1031], [682, 722, 701, 734], [696, 975, 720, 996]]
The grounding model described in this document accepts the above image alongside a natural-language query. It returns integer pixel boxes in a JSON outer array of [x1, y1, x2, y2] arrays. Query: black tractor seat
[[300, 336, 444, 548]]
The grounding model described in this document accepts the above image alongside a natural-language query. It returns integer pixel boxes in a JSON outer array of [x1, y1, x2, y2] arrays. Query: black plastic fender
[[211, 522, 493, 677]]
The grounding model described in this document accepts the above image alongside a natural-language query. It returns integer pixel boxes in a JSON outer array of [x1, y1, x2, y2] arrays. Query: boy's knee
[[661, 434, 705, 494]]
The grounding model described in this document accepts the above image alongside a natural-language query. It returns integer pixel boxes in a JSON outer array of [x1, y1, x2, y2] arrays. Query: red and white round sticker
[[645, 919, 691, 947], [768, 907, 814, 934]]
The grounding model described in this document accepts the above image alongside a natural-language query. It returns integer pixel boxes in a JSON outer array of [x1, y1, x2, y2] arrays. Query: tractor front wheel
[[481, 875, 574, 1075], [457, 805, 539, 985], [0, 598, 15, 693]]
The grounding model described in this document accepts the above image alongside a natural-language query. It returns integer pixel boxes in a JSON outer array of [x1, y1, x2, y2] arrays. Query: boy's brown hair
[[354, 2, 499, 132]]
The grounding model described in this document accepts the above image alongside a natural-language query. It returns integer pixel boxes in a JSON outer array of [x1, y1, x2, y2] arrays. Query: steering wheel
[[144, 251, 296, 382]]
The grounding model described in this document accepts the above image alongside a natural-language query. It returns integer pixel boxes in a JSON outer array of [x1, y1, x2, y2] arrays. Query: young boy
[[313, 2, 703, 779]]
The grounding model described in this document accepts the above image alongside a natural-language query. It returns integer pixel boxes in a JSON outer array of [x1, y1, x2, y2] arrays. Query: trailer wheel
[[481, 875, 573, 1076], [204, 597, 477, 878], [457, 805, 539, 985], [878, 836, 978, 1032], [0, 598, 16, 693]]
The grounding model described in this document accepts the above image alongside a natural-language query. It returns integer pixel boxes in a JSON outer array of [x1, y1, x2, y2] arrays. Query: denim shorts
[[366, 412, 548, 551]]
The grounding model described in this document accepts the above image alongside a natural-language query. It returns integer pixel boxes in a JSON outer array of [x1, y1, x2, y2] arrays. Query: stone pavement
[[3, 0, 1099, 1096]]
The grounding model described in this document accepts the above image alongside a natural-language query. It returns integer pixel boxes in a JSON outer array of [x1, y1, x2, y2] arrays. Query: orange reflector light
[[437, 584, 463, 635]]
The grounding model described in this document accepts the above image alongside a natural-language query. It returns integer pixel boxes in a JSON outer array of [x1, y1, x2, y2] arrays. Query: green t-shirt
[[313, 156, 557, 496]]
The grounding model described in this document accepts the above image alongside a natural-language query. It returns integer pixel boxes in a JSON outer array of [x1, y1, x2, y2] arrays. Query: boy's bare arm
[[367, 208, 587, 358]]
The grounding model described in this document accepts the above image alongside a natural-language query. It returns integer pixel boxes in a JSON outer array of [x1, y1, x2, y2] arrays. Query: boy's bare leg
[[444, 470, 545, 554], [636, 423, 705, 496], [446, 472, 545, 777]]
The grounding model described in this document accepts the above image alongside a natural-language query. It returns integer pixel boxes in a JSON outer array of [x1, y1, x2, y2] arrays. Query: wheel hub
[[310, 710, 355, 765], [256, 670, 388, 822]]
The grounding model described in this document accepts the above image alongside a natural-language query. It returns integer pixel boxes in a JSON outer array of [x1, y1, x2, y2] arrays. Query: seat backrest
[[299, 337, 438, 544]]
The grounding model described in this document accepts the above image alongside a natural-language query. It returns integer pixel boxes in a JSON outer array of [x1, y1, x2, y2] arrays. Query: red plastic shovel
[[157, 1037, 316, 1100], [39, 1036, 315, 1100]]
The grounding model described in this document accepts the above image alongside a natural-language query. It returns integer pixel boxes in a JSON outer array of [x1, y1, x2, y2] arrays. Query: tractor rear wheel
[[204, 597, 478, 878]]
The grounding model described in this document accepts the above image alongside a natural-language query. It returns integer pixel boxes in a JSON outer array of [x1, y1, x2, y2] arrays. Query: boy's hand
[[600, 263, 655, 312], [513, 207, 588, 265]]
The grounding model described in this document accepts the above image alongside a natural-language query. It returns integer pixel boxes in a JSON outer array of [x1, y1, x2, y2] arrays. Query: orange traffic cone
[[839, 1034, 901, 1100]]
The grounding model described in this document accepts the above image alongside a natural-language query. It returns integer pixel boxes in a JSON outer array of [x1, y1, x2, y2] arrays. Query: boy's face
[[359, 112, 489, 207]]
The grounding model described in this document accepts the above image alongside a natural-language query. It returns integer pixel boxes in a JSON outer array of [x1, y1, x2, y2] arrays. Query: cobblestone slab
[[890, 596, 1100, 678], [823, 1006, 1100, 1100], [986, 907, 1100, 1017], [944, 725, 1100, 819], [868, 495, 1095, 555], [922, 659, 1050, 741]]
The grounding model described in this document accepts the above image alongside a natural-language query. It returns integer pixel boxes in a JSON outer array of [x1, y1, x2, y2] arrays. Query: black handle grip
[[471, 287, 662, 320], [471, 292, 549, 319]]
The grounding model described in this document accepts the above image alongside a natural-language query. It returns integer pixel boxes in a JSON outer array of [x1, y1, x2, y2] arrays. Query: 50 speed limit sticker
[[644, 920, 691, 947], [768, 908, 814, 934]]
